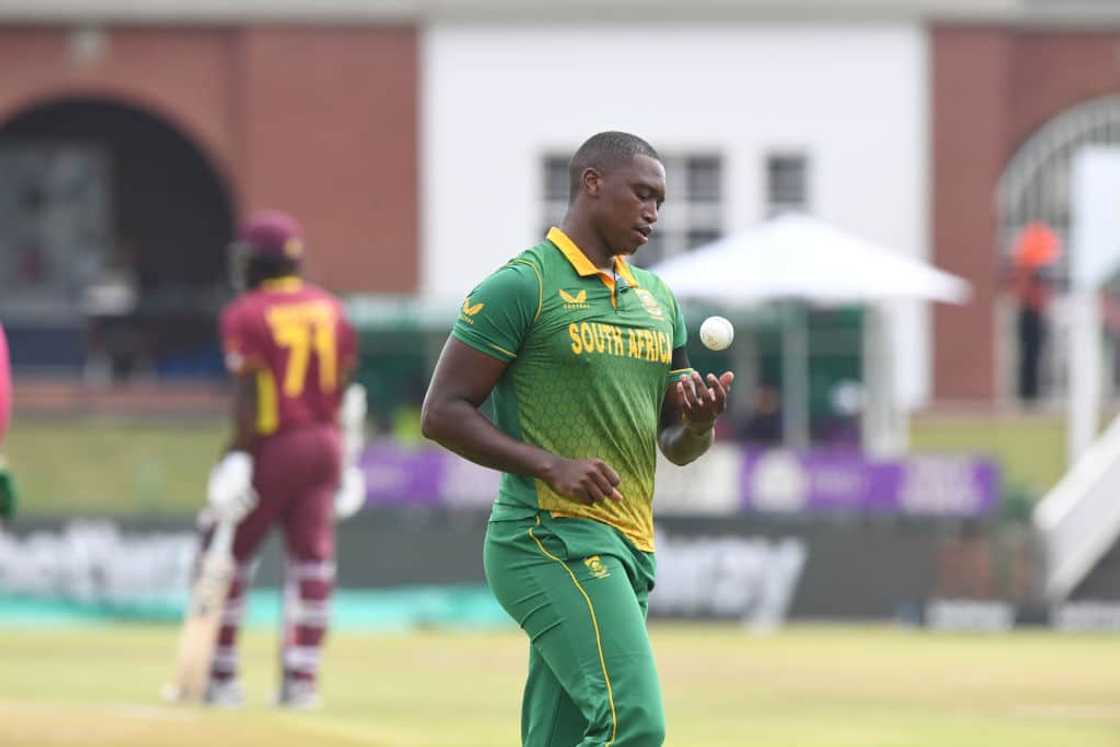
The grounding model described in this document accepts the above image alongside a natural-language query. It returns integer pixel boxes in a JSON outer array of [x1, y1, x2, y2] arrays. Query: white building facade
[[422, 23, 931, 405]]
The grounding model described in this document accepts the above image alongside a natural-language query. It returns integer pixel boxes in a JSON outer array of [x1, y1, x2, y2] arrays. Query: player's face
[[592, 155, 666, 256]]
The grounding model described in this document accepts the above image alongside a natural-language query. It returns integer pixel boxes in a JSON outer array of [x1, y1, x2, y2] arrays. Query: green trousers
[[484, 512, 665, 747]]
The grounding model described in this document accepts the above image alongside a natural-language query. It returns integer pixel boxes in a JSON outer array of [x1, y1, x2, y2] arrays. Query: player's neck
[[256, 275, 303, 293], [558, 219, 614, 273]]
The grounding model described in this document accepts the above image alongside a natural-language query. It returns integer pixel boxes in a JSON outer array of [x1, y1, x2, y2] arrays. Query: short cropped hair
[[246, 254, 300, 290], [568, 131, 661, 203]]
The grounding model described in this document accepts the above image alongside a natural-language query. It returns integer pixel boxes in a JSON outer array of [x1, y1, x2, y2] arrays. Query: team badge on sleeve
[[460, 297, 484, 324]]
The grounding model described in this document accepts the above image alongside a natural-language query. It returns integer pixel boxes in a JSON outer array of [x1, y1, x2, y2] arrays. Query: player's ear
[[582, 167, 603, 198]]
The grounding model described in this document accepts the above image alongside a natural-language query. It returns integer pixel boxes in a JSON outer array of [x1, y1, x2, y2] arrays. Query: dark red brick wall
[[237, 27, 418, 292], [0, 24, 419, 294], [932, 26, 1120, 401]]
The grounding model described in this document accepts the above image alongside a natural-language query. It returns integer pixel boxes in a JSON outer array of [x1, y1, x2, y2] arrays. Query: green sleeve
[[451, 261, 541, 363], [0, 463, 17, 520], [671, 290, 687, 348], [664, 284, 694, 384]]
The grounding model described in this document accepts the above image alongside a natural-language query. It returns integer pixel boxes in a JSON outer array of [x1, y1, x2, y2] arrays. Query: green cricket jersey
[[452, 227, 690, 552]]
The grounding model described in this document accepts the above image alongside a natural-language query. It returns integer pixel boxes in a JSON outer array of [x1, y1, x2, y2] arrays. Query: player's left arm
[[208, 306, 263, 524], [658, 346, 734, 466], [221, 307, 262, 454], [227, 372, 258, 453]]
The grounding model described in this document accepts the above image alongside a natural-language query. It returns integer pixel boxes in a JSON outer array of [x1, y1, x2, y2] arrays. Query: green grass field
[[5, 411, 1070, 517], [0, 623, 1116, 746], [909, 412, 1067, 502], [4, 416, 223, 516]]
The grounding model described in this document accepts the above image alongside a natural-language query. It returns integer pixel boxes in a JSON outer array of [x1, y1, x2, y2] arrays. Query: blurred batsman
[[0, 322, 17, 526], [199, 210, 363, 708]]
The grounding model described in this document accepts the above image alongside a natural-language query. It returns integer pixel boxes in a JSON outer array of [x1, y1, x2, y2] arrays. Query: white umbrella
[[650, 213, 971, 305], [649, 213, 971, 454]]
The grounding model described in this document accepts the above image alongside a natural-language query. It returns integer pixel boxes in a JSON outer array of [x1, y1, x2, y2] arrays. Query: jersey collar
[[260, 276, 303, 293], [546, 227, 641, 288]]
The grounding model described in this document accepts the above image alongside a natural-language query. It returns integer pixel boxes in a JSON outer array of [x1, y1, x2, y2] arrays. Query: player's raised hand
[[542, 457, 624, 505], [677, 370, 734, 433]]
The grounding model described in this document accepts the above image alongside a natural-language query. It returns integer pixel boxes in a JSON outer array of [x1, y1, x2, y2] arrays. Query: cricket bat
[[164, 519, 236, 703]]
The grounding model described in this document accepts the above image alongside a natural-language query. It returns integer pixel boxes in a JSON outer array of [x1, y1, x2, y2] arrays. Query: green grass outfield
[[0, 624, 1117, 746], [909, 412, 1067, 502], [4, 416, 223, 516], [6, 412, 1068, 516]]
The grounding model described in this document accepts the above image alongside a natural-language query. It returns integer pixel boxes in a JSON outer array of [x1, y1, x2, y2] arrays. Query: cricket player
[[422, 132, 733, 745], [0, 323, 16, 525], [202, 210, 363, 708]]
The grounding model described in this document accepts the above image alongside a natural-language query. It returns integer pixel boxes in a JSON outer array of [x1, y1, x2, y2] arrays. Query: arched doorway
[[0, 96, 236, 379], [996, 95, 1120, 402]]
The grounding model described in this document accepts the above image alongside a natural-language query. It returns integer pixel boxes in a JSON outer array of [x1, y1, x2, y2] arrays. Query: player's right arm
[[220, 303, 265, 453], [422, 340, 621, 504], [421, 265, 621, 505], [228, 372, 258, 453], [206, 302, 264, 523]]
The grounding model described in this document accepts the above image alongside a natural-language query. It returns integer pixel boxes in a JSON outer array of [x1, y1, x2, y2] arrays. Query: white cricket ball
[[699, 315, 734, 351]]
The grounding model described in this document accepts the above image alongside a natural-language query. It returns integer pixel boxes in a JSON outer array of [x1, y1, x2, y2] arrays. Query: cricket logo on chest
[[633, 288, 664, 320]]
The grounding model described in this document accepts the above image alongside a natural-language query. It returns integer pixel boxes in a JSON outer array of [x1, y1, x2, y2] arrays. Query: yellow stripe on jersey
[[528, 517, 618, 746], [256, 369, 279, 435]]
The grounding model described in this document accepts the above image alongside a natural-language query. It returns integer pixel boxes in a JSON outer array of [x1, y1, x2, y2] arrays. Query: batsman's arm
[[219, 303, 265, 456], [421, 337, 621, 504], [226, 372, 258, 454]]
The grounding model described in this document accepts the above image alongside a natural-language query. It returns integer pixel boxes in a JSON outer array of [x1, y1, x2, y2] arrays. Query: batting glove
[[207, 451, 257, 524], [340, 383, 367, 462], [333, 464, 366, 521]]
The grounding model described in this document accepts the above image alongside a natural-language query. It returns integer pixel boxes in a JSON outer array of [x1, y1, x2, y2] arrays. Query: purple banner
[[358, 443, 446, 506], [359, 441, 499, 509], [359, 441, 999, 517], [740, 449, 999, 516]]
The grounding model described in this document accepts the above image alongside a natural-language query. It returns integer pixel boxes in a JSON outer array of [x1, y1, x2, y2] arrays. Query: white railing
[[1034, 412, 1120, 601]]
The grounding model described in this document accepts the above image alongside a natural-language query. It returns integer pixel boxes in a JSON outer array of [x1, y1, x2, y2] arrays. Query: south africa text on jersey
[[568, 322, 671, 364]]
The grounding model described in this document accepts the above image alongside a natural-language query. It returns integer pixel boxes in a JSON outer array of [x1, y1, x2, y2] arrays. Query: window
[[0, 144, 112, 319], [541, 152, 724, 267], [766, 152, 809, 216], [686, 156, 721, 203], [543, 156, 569, 203]]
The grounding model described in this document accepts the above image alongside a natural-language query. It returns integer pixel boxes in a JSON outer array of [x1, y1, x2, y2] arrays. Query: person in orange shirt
[[1011, 222, 1059, 402]]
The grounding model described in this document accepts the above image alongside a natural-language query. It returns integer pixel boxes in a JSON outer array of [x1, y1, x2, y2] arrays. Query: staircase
[[1033, 413, 1120, 602]]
